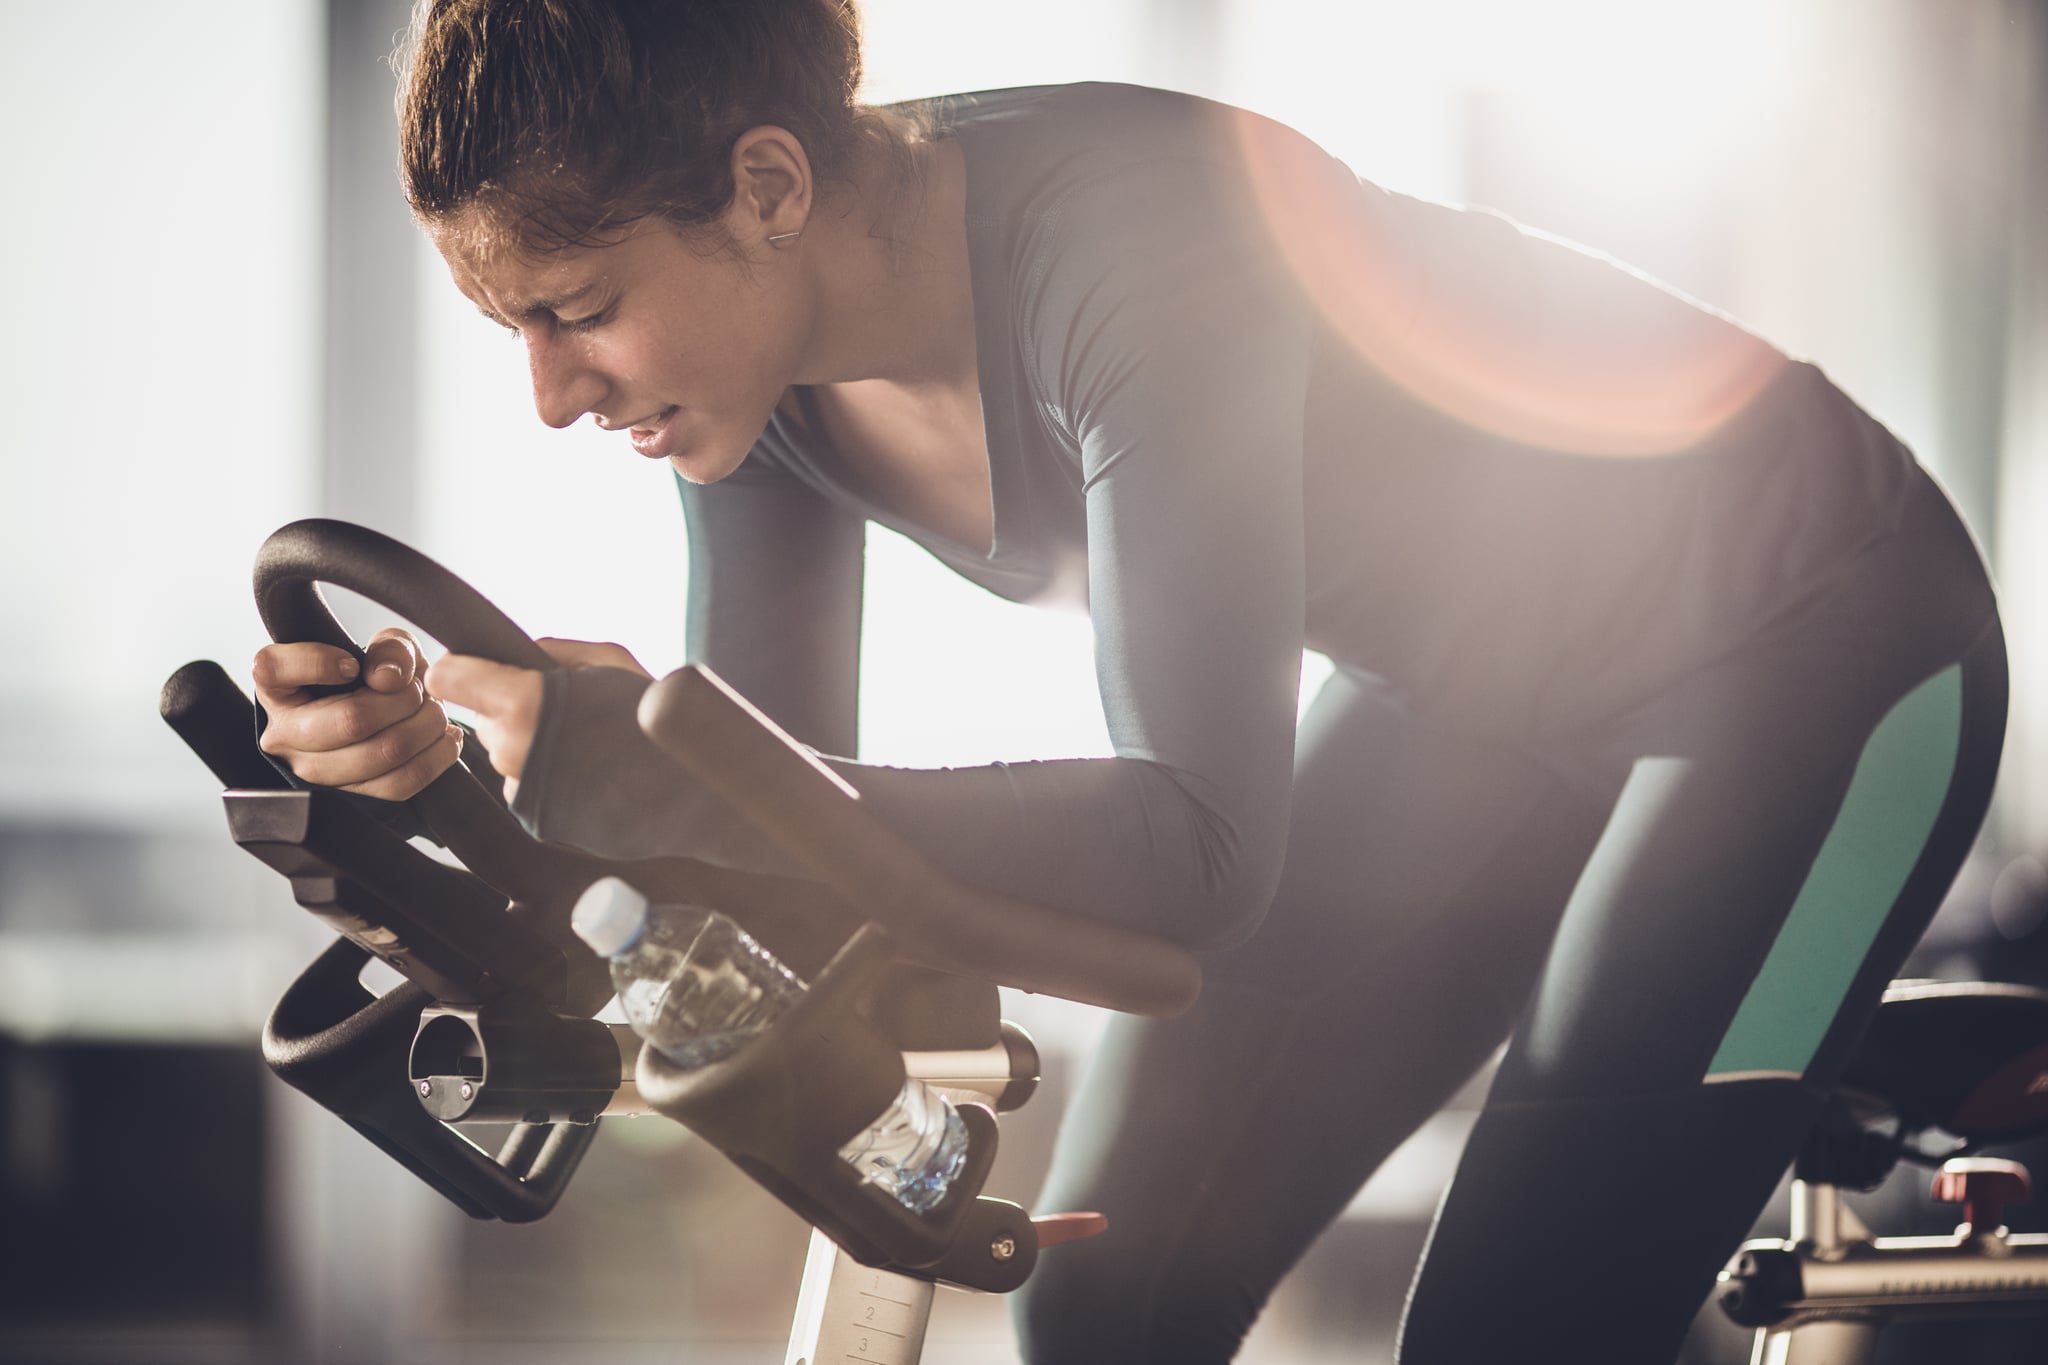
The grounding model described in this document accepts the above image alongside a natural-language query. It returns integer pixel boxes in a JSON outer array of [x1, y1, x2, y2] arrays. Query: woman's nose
[[527, 333, 606, 429]]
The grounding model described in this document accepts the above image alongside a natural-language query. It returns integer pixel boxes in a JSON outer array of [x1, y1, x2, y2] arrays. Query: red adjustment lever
[[1932, 1157, 2033, 1237], [1031, 1211, 1109, 1247]]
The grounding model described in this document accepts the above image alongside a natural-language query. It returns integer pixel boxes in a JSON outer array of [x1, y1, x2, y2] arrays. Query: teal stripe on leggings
[[1705, 665, 1962, 1080]]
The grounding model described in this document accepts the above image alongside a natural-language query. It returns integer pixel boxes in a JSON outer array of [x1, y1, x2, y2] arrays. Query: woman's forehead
[[430, 214, 592, 310], [429, 203, 553, 273]]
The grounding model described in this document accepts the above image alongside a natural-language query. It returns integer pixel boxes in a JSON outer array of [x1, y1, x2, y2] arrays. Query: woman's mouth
[[627, 407, 682, 459]]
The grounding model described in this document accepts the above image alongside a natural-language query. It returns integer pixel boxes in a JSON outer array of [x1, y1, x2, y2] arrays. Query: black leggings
[[1014, 470, 2007, 1364]]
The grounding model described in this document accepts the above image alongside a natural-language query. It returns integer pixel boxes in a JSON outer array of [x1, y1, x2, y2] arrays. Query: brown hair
[[397, 0, 922, 251]]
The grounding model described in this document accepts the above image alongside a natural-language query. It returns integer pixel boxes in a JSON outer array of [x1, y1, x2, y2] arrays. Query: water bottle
[[572, 876, 970, 1213]]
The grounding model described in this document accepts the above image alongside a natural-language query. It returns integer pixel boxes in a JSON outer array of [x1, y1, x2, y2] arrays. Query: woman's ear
[[727, 125, 813, 250]]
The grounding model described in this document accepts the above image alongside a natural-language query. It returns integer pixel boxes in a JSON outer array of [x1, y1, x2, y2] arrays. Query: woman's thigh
[[1013, 669, 1617, 1365], [1398, 600, 2007, 1365]]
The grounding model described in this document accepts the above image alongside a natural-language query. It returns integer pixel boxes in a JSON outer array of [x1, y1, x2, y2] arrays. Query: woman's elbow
[[1166, 835, 1286, 952]]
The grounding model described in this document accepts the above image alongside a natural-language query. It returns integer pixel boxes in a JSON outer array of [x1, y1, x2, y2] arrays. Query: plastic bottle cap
[[571, 876, 651, 958]]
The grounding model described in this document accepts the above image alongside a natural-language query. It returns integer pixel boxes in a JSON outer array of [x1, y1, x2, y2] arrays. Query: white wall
[[0, 0, 324, 824]]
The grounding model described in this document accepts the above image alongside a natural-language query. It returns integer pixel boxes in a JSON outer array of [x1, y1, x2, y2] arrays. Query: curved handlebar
[[254, 518, 554, 671]]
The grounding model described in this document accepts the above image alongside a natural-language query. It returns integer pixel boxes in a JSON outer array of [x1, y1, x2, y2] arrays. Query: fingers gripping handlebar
[[251, 518, 576, 906]]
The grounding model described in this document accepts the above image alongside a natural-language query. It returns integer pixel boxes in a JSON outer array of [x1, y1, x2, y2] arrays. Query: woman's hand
[[426, 637, 654, 800], [253, 628, 462, 801]]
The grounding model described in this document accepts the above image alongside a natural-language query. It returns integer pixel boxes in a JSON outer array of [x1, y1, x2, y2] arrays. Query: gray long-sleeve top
[[513, 84, 1917, 949]]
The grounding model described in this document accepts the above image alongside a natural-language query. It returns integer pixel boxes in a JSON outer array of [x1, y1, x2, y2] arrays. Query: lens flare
[[1231, 108, 1784, 457]]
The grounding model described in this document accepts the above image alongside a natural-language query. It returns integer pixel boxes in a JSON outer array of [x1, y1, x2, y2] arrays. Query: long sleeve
[[677, 458, 866, 759], [825, 154, 1313, 947]]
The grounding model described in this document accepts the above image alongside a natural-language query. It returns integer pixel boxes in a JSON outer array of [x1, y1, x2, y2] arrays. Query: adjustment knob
[[1031, 1211, 1109, 1247], [1932, 1157, 2032, 1237]]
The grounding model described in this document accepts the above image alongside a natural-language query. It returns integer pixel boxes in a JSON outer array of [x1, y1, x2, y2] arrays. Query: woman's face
[[431, 208, 812, 484]]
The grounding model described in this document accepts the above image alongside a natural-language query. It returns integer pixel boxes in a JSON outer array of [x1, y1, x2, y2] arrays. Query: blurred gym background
[[1, 1, 2044, 1361]]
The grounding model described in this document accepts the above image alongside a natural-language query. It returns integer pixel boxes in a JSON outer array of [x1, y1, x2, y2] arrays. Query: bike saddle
[[1845, 980, 2048, 1147], [1803, 980, 2048, 1187]]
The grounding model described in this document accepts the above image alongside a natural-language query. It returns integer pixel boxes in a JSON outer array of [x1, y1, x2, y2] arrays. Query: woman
[[251, 1, 2007, 1360]]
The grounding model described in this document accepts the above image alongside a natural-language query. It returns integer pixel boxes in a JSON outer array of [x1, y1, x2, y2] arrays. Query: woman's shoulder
[[909, 81, 1215, 130], [915, 82, 1362, 286], [912, 82, 1329, 182]]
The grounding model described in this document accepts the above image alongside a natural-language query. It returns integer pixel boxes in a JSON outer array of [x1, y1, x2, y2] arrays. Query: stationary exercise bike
[[1717, 979, 2048, 1363], [159, 518, 1201, 1364]]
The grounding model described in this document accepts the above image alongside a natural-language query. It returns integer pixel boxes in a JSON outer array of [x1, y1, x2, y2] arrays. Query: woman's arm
[[830, 156, 1313, 949], [678, 460, 867, 759]]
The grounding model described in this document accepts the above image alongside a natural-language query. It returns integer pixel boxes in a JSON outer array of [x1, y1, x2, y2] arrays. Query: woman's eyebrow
[[485, 280, 603, 326]]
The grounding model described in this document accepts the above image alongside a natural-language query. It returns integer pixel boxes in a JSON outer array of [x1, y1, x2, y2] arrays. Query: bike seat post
[[1758, 1181, 1884, 1364], [1789, 1179, 1871, 1260], [1754, 1318, 1881, 1365]]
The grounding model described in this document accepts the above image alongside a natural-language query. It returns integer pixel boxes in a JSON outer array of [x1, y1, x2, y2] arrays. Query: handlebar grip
[[263, 937, 595, 1223], [159, 660, 292, 792], [637, 666, 1201, 1019]]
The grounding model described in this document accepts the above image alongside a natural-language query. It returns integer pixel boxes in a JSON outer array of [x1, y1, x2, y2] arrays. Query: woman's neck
[[794, 135, 977, 391]]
